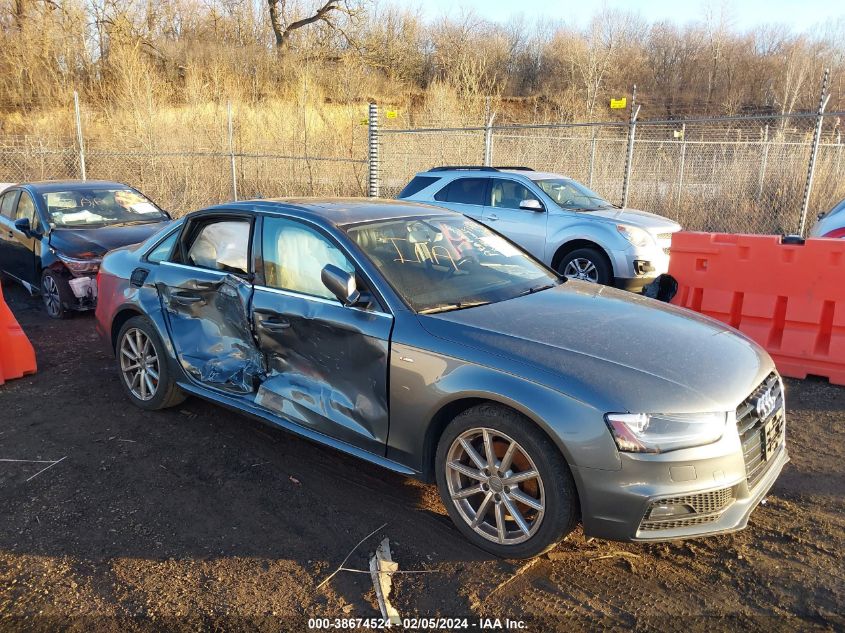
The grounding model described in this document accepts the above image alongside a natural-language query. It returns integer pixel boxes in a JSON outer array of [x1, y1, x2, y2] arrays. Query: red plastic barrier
[[0, 282, 37, 385], [669, 232, 845, 386]]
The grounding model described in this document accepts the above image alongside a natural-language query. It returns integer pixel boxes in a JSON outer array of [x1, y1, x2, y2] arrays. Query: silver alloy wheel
[[42, 274, 62, 317], [563, 257, 599, 282], [445, 427, 545, 545], [120, 328, 160, 401]]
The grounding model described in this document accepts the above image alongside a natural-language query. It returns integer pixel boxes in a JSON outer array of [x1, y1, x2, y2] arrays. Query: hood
[[583, 208, 681, 233], [418, 281, 772, 414], [48, 221, 170, 258]]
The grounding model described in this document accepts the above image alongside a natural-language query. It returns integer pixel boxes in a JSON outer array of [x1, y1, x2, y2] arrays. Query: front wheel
[[435, 404, 579, 558], [41, 270, 70, 319], [557, 248, 612, 285]]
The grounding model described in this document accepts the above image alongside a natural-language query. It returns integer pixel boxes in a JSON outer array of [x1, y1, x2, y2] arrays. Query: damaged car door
[[251, 216, 392, 454], [157, 214, 264, 394]]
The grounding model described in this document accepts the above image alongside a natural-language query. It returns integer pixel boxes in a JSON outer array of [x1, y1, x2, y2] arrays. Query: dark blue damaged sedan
[[95, 198, 787, 558], [0, 180, 169, 318]]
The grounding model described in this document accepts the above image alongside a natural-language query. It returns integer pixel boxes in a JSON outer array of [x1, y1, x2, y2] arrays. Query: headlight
[[616, 224, 653, 248], [56, 252, 102, 276], [605, 411, 727, 453]]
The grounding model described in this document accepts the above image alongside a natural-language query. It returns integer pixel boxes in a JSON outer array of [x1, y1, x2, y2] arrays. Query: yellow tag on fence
[[360, 118, 369, 126], [385, 109, 399, 119], [610, 97, 627, 109]]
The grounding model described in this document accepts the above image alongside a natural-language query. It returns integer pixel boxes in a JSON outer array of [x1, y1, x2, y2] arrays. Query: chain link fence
[[379, 111, 845, 236], [1, 93, 843, 236], [0, 94, 368, 214]]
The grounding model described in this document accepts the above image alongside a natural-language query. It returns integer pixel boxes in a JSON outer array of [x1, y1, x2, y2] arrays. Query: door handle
[[262, 317, 291, 332], [171, 292, 202, 305], [487, 213, 499, 221]]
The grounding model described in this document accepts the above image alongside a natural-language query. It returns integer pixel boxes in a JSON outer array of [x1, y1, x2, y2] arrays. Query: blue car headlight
[[605, 411, 727, 453]]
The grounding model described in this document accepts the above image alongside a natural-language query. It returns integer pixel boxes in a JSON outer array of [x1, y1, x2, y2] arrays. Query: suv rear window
[[398, 176, 439, 199], [433, 178, 488, 205]]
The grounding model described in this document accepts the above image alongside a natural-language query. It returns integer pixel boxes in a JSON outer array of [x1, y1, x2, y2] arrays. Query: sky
[[407, 0, 842, 33]]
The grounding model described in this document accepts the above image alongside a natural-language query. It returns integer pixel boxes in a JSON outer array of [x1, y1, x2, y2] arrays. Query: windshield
[[346, 215, 560, 314], [39, 188, 167, 228], [536, 178, 615, 211]]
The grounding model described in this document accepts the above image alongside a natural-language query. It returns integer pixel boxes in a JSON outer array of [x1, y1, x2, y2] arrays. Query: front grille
[[736, 373, 785, 489], [640, 516, 723, 531], [656, 232, 674, 240], [639, 487, 735, 531]]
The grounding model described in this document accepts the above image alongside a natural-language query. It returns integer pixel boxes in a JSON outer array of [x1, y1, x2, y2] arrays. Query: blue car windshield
[[346, 215, 561, 314], [39, 188, 167, 228]]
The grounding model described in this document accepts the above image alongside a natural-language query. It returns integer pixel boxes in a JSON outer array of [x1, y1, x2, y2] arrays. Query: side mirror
[[519, 199, 544, 212], [321, 264, 360, 306], [13, 217, 33, 237]]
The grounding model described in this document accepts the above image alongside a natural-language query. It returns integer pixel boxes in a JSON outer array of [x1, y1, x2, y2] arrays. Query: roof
[[211, 197, 455, 226], [18, 180, 132, 193], [418, 167, 570, 181]]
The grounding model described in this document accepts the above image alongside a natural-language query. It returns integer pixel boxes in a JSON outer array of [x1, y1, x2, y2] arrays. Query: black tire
[[435, 403, 579, 559], [557, 247, 612, 285], [116, 315, 186, 410], [41, 269, 72, 319]]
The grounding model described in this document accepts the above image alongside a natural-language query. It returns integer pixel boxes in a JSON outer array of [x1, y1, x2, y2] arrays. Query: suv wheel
[[116, 316, 185, 410], [41, 270, 70, 319], [435, 403, 579, 558], [558, 248, 611, 284]]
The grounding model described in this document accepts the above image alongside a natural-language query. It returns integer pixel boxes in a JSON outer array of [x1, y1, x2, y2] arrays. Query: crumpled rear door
[[156, 262, 264, 394]]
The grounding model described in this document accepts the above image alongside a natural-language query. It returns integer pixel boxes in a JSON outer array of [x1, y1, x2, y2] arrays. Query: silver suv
[[399, 166, 681, 291]]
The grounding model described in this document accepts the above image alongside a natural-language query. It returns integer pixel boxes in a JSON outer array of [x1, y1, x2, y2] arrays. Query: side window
[[15, 192, 35, 222], [146, 230, 179, 264], [398, 176, 440, 199], [434, 178, 488, 205], [490, 180, 540, 210], [262, 217, 354, 300], [0, 191, 16, 217], [185, 219, 251, 274]]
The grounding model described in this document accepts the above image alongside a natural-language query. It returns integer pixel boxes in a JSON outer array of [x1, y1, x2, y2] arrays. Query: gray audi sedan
[[95, 199, 787, 558]]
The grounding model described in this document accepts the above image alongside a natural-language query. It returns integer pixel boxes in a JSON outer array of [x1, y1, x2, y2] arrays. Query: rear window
[[0, 191, 17, 217], [433, 178, 488, 205], [398, 176, 439, 199]]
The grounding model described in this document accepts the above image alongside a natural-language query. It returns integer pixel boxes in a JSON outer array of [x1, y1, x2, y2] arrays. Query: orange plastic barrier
[[669, 232, 845, 386], [0, 282, 37, 385]]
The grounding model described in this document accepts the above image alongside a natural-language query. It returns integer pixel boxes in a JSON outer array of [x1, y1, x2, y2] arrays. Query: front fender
[[387, 341, 621, 476]]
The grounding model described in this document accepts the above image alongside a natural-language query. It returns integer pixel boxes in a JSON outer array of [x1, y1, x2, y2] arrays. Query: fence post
[[587, 127, 597, 189], [621, 85, 639, 208], [483, 113, 496, 166], [756, 124, 770, 206], [675, 123, 686, 212], [836, 131, 842, 176], [73, 91, 86, 180], [367, 102, 380, 197], [798, 68, 830, 236], [227, 100, 238, 201]]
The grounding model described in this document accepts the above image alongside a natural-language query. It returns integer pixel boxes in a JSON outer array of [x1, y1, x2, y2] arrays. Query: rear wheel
[[435, 403, 579, 558], [116, 316, 185, 410], [558, 247, 611, 285]]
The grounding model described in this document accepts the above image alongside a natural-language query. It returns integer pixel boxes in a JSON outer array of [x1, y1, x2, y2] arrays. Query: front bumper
[[609, 241, 671, 292], [573, 394, 788, 542]]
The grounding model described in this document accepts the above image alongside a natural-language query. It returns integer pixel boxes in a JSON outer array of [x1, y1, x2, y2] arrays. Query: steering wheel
[[447, 256, 476, 276]]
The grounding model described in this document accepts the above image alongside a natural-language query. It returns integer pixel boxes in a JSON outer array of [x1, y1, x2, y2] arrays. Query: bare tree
[[267, 0, 360, 50]]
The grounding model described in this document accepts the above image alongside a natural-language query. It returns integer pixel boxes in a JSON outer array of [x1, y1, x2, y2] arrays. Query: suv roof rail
[[427, 166, 499, 172], [493, 166, 535, 171]]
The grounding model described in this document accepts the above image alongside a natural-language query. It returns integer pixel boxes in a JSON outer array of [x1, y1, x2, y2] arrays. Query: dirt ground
[[0, 282, 843, 632]]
